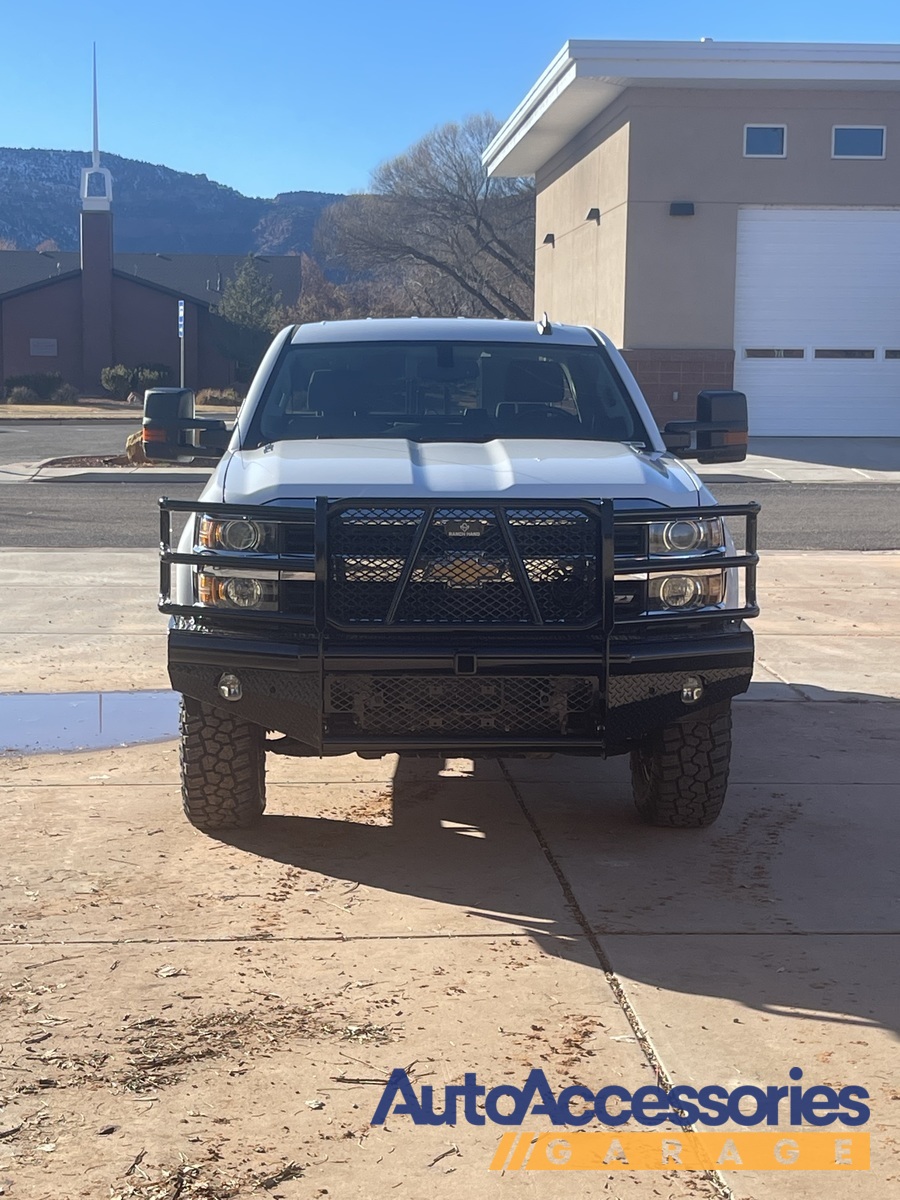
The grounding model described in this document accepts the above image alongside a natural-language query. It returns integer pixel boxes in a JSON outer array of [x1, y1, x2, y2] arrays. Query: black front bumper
[[167, 626, 754, 755], [161, 495, 758, 755]]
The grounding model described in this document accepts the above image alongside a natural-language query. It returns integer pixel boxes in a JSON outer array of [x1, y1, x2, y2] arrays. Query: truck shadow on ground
[[218, 683, 900, 1041]]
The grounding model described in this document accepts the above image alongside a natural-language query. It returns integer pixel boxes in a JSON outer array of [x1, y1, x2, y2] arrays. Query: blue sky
[[1, 0, 898, 198]]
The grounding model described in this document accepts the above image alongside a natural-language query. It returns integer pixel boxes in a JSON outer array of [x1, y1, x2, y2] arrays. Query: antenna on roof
[[537, 311, 553, 336]]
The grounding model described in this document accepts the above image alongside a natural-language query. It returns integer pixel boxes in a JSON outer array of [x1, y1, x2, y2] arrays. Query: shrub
[[100, 364, 132, 400], [196, 387, 243, 407], [52, 383, 80, 406], [4, 372, 64, 400], [101, 362, 174, 401], [5, 386, 41, 405], [132, 363, 173, 393]]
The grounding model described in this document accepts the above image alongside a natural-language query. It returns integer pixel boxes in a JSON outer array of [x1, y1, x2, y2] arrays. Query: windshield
[[246, 340, 650, 447]]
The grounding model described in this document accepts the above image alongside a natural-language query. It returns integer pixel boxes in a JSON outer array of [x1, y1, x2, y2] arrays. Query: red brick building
[[0, 156, 300, 394]]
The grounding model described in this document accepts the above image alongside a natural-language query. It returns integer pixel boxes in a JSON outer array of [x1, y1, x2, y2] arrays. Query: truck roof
[[289, 317, 598, 347]]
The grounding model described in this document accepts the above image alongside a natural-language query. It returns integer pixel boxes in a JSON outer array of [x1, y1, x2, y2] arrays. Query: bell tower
[[80, 44, 114, 390]]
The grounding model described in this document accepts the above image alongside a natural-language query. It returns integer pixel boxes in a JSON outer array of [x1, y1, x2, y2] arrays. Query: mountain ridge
[[0, 147, 342, 254]]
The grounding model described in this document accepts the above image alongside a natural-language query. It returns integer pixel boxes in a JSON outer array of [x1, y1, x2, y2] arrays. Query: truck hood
[[219, 438, 702, 507]]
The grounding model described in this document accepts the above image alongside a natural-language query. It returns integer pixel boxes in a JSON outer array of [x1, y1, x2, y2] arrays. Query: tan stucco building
[[486, 41, 900, 436]]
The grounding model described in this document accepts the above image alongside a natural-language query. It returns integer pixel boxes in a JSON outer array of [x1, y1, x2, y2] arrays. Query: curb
[[34, 467, 212, 482], [0, 460, 212, 483], [0, 416, 141, 424]]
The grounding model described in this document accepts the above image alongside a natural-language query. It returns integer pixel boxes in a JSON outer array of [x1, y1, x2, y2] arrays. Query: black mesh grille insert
[[325, 674, 599, 738], [328, 505, 601, 627]]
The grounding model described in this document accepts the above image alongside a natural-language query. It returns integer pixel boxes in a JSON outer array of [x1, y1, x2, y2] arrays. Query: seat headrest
[[504, 360, 566, 406]]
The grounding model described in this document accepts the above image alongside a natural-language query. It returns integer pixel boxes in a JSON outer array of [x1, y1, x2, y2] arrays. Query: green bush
[[132, 363, 173, 393], [101, 362, 174, 400], [4, 372, 64, 400], [5, 386, 42, 405], [196, 387, 243, 407], [100, 364, 132, 400], [52, 383, 80, 406]]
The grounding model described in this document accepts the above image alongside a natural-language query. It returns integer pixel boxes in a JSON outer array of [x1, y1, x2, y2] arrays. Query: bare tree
[[316, 114, 534, 320], [288, 254, 416, 324]]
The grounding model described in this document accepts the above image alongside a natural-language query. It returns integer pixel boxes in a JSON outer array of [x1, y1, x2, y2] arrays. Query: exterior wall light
[[669, 202, 695, 216], [586, 207, 601, 223], [542, 233, 555, 246]]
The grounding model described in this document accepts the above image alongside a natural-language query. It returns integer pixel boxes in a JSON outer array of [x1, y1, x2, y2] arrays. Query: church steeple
[[80, 42, 114, 388], [80, 44, 112, 211]]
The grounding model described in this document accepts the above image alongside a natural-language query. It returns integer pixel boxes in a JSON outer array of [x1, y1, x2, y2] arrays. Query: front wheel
[[179, 696, 266, 831], [630, 700, 732, 828]]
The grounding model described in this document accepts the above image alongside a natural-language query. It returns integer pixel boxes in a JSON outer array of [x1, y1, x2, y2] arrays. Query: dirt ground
[[1, 746, 707, 1200], [1, 550, 898, 1199]]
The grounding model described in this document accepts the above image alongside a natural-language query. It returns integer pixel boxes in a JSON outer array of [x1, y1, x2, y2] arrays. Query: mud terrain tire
[[630, 700, 732, 828], [179, 696, 266, 830]]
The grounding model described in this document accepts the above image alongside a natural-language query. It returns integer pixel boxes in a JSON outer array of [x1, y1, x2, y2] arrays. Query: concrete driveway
[[0, 550, 897, 1199]]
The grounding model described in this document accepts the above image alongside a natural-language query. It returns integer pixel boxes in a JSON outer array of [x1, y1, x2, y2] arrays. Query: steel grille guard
[[158, 496, 759, 637]]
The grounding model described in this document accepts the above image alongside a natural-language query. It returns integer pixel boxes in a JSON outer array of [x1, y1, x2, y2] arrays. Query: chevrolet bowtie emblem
[[419, 552, 507, 588]]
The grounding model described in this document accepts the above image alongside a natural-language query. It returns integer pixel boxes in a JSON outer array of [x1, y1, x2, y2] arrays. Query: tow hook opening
[[217, 672, 243, 702], [681, 675, 705, 705]]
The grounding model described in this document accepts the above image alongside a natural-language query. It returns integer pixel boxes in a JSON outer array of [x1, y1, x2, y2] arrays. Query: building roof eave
[[483, 38, 900, 177], [111, 269, 213, 308], [0, 269, 83, 302]]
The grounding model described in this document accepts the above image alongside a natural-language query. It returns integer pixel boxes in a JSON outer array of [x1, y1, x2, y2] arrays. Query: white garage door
[[734, 208, 900, 436]]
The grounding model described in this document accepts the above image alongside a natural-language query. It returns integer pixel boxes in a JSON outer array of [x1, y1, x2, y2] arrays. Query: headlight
[[198, 516, 275, 553], [197, 573, 278, 610], [649, 570, 724, 611], [648, 517, 724, 555]]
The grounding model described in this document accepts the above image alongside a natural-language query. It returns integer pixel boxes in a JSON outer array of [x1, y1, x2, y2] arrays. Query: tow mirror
[[142, 388, 230, 462], [662, 390, 748, 464]]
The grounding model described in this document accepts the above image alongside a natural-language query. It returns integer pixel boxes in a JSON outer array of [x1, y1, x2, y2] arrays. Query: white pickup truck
[[144, 317, 758, 833]]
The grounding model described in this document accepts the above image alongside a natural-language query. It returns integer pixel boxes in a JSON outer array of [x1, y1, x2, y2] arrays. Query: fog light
[[681, 675, 704, 704], [223, 577, 263, 608], [217, 673, 242, 701], [659, 574, 704, 608], [197, 573, 278, 610], [649, 570, 724, 611]]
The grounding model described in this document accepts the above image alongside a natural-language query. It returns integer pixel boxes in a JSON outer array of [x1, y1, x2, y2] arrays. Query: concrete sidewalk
[[2, 548, 898, 698], [0, 400, 138, 419], [699, 436, 900, 483], [0, 549, 897, 1198]]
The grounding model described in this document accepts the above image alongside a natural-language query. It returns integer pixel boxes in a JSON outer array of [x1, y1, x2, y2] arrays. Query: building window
[[744, 125, 786, 157], [832, 126, 885, 159], [885, 350, 900, 359], [744, 348, 804, 359], [814, 349, 876, 359]]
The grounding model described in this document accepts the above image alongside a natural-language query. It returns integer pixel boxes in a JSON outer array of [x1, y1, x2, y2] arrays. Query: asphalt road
[[0, 420, 135, 464], [0, 479, 897, 549]]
